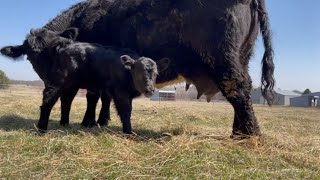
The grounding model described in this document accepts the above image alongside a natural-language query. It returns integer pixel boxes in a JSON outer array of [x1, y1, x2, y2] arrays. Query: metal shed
[[290, 92, 320, 107], [251, 89, 300, 106]]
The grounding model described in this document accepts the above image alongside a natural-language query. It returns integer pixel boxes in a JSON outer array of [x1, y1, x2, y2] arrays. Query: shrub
[[0, 70, 10, 89]]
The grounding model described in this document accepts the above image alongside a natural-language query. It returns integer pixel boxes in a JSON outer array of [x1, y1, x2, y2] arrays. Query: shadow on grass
[[0, 114, 45, 131], [0, 115, 182, 142]]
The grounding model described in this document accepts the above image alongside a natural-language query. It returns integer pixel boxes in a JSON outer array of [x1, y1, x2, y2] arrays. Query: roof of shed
[[291, 92, 320, 98], [274, 89, 300, 96]]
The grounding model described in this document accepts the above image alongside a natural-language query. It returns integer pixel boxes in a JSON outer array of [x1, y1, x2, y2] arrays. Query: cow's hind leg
[[60, 88, 78, 126], [207, 10, 261, 138], [214, 64, 261, 138]]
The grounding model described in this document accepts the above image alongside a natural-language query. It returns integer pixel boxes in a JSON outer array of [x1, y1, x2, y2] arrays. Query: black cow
[[1, 0, 274, 138], [1, 28, 169, 133]]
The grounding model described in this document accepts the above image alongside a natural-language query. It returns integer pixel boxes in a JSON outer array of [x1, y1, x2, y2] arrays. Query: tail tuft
[[258, 0, 275, 106]]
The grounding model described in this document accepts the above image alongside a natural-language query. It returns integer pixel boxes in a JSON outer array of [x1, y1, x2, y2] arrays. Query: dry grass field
[[0, 85, 319, 179]]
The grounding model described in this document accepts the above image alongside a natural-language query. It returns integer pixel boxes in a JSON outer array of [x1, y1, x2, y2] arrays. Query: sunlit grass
[[0, 85, 319, 179]]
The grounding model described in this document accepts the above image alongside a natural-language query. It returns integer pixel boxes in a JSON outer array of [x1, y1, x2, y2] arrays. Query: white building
[[150, 90, 176, 101]]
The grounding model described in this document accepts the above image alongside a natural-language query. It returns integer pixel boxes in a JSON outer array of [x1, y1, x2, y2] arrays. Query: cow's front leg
[[37, 87, 61, 132], [113, 94, 133, 134]]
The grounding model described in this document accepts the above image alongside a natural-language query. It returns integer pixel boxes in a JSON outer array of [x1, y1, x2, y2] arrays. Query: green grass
[[0, 85, 320, 179]]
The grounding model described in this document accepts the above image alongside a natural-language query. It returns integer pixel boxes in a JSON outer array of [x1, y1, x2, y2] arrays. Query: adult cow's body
[[2, 0, 274, 137], [86, 0, 274, 136]]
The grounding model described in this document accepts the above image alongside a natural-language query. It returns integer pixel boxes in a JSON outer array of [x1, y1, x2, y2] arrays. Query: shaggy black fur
[[1, 0, 275, 137]]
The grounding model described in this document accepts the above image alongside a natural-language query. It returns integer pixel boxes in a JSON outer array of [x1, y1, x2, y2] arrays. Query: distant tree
[[302, 88, 311, 95], [0, 70, 10, 89]]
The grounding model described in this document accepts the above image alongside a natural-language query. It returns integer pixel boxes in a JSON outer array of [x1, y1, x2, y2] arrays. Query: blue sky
[[0, 0, 319, 92]]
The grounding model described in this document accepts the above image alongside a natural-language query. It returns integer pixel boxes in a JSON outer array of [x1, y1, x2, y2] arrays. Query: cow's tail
[[257, 0, 275, 106]]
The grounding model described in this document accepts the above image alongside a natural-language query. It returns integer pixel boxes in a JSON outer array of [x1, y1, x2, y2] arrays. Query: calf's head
[[0, 28, 78, 61], [120, 55, 170, 97]]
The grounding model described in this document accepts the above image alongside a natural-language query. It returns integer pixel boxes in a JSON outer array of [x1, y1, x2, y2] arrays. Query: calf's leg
[[60, 88, 78, 126], [97, 92, 112, 127], [38, 87, 61, 132], [81, 90, 99, 127], [113, 94, 132, 134]]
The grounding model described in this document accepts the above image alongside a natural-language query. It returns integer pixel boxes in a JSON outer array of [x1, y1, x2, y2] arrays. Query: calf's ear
[[60, 28, 79, 40], [120, 55, 135, 70], [0, 45, 26, 60], [157, 58, 171, 72]]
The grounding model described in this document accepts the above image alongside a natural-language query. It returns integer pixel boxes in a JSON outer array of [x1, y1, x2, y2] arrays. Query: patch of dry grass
[[0, 85, 319, 179]]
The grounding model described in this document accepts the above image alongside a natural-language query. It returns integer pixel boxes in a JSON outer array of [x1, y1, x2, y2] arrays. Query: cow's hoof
[[123, 130, 133, 134], [38, 129, 46, 134], [36, 127, 47, 134], [35, 124, 47, 134], [81, 121, 97, 128], [123, 132, 138, 140], [231, 134, 263, 148], [230, 133, 251, 140], [230, 132, 261, 139], [231, 129, 261, 140], [60, 122, 70, 127], [97, 119, 110, 127]]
